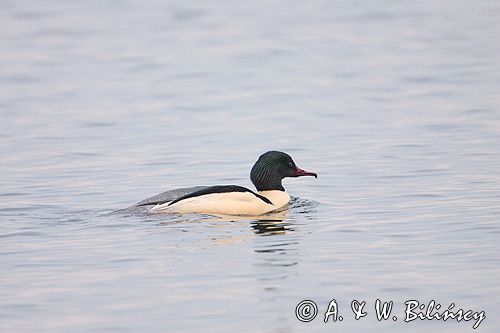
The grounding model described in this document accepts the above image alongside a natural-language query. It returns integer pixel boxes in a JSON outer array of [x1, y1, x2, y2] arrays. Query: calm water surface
[[1, 1, 500, 332]]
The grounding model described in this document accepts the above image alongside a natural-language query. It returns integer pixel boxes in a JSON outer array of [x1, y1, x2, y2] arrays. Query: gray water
[[1, 1, 500, 332]]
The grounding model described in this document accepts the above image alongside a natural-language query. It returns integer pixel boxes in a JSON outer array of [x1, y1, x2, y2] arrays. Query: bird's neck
[[254, 180, 284, 192]]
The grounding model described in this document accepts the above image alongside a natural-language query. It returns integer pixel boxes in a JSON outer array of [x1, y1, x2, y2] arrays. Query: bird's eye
[[288, 162, 293, 168]]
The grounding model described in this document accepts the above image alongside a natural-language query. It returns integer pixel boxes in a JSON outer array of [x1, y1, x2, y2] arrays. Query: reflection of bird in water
[[201, 209, 289, 235], [250, 220, 290, 235]]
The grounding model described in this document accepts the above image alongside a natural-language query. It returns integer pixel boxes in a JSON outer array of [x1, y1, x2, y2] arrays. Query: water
[[1, 0, 500, 332]]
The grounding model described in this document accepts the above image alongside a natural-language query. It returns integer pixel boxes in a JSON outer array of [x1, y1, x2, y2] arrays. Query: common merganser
[[137, 151, 317, 216]]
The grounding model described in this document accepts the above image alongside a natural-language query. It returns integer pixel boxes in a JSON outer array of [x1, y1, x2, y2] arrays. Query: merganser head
[[250, 151, 317, 191]]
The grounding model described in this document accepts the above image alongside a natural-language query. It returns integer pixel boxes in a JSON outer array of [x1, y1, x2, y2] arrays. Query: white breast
[[258, 190, 290, 210], [150, 190, 290, 216]]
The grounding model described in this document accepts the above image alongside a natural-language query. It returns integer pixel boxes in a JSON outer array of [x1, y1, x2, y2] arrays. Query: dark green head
[[250, 151, 317, 191]]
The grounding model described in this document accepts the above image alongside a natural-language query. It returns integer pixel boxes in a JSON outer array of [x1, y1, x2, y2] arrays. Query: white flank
[[150, 190, 290, 216]]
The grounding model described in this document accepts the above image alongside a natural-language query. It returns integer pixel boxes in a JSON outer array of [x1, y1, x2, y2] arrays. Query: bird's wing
[[135, 186, 210, 206]]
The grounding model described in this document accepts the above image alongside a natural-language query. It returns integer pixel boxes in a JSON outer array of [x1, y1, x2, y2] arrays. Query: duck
[[137, 151, 317, 216]]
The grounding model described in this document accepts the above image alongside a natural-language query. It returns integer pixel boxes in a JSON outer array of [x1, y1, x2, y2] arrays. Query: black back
[[138, 185, 273, 207]]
